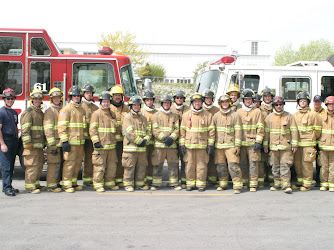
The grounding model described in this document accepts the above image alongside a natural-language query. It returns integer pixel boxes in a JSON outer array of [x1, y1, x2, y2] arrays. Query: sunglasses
[[6, 98, 15, 101], [175, 97, 184, 99], [274, 104, 284, 106], [72, 95, 81, 97]]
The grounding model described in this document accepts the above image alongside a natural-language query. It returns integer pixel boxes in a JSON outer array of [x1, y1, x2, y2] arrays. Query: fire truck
[[0, 28, 139, 168], [195, 56, 334, 113]]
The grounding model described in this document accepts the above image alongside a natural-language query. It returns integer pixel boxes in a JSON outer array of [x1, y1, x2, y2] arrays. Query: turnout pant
[[145, 144, 154, 185], [294, 146, 316, 188], [0, 137, 18, 191], [240, 146, 260, 188], [92, 149, 117, 190], [269, 150, 293, 188], [319, 150, 334, 188], [24, 148, 44, 191], [62, 144, 84, 189], [82, 139, 94, 185], [115, 146, 124, 185], [184, 149, 209, 188], [207, 154, 217, 184], [215, 148, 243, 190], [177, 143, 186, 185], [46, 147, 62, 189], [122, 152, 147, 187]]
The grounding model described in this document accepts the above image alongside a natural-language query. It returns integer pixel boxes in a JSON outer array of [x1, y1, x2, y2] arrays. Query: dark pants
[[0, 137, 18, 191]]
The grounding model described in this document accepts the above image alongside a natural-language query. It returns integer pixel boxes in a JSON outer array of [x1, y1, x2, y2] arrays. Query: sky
[[1, 0, 333, 53]]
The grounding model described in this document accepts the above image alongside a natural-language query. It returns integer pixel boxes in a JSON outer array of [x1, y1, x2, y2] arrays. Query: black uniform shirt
[[0, 106, 18, 135]]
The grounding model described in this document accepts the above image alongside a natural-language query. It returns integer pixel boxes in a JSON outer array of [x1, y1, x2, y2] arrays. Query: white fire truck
[[195, 56, 334, 113]]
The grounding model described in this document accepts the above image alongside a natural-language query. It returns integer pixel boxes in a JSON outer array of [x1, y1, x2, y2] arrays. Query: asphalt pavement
[[1, 166, 334, 249]]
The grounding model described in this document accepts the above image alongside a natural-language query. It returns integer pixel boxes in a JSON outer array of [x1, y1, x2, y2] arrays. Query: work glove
[[62, 141, 71, 152], [84, 139, 90, 148], [163, 137, 174, 147], [116, 141, 123, 149], [206, 145, 215, 155], [138, 139, 147, 147], [94, 142, 103, 149], [24, 142, 33, 150], [234, 146, 240, 156], [253, 142, 263, 151], [50, 146, 58, 155], [180, 145, 186, 155]]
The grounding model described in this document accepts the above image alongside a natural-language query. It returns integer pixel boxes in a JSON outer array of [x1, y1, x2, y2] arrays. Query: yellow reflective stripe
[[183, 127, 210, 132], [187, 180, 196, 185], [154, 142, 177, 148], [91, 135, 99, 141], [68, 123, 86, 128], [185, 144, 207, 149], [123, 146, 146, 152], [216, 127, 235, 133], [105, 181, 116, 186], [90, 122, 99, 128], [97, 128, 116, 133], [69, 140, 85, 145], [215, 143, 235, 148], [270, 145, 292, 150], [58, 121, 69, 126], [196, 180, 206, 186], [297, 126, 317, 132], [152, 179, 162, 184], [21, 123, 32, 129], [44, 124, 54, 130], [265, 128, 291, 134], [319, 145, 334, 150], [33, 143, 44, 148], [47, 137, 56, 144], [322, 129, 334, 134], [297, 141, 316, 147], [22, 135, 31, 142]]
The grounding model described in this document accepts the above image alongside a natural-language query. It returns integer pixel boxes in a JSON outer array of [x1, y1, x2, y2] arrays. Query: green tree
[[98, 31, 150, 72], [193, 61, 210, 83], [137, 63, 166, 82], [273, 39, 334, 66]]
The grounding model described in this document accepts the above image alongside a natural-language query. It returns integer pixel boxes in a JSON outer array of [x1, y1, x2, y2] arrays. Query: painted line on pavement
[[98, 193, 233, 196]]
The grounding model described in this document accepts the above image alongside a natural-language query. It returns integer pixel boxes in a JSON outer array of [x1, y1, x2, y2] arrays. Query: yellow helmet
[[226, 83, 240, 95], [49, 87, 63, 103], [218, 94, 232, 108], [29, 88, 43, 104], [110, 85, 124, 96]]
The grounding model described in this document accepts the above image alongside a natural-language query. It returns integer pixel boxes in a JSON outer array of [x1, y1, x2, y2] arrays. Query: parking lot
[[1, 165, 334, 249]]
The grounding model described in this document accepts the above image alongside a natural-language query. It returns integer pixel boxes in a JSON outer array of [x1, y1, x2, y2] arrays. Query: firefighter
[[226, 83, 242, 111], [21, 89, 45, 194], [110, 85, 129, 187], [260, 87, 274, 116], [44, 88, 63, 192], [151, 93, 181, 190], [171, 89, 190, 188], [263, 96, 298, 194], [141, 89, 158, 186], [180, 93, 215, 192], [318, 96, 334, 191], [81, 84, 98, 186], [311, 95, 326, 187], [202, 89, 220, 186], [58, 86, 86, 193], [237, 89, 264, 192], [213, 94, 243, 194], [293, 92, 322, 191], [122, 95, 151, 192], [89, 91, 118, 192]]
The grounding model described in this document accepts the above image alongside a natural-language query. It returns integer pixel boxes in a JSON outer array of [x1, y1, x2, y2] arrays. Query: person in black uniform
[[0, 88, 19, 196]]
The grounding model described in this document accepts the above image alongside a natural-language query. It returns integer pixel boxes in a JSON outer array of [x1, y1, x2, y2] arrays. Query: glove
[[138, 139, 147, 147], [62, 141, 71, 152], [84, 139, 90, 148], [253, 142, 263, 150], [163, 137, 174, 147], [180, 145, 186, 155], [50, 146, 58, 155], [116, 141, 123, 149], [94, 142, 103, 149], [206, 145, 214, 155], [24, 142, 33, 150], [235, 146, 240, 156]]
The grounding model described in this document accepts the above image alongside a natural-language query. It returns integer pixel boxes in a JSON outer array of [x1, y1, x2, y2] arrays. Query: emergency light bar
[[210, 56, 235, 65], [98, 47, 113, 55]]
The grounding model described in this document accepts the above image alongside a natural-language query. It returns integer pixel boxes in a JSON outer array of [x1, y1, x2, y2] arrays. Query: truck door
[[320, 75, 334, 100]]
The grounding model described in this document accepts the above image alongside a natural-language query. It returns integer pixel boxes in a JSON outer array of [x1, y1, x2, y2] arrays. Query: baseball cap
[[313, 95, 323, 102]]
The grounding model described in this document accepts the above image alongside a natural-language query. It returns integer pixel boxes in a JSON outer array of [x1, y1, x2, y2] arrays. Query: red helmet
[[273, 96, 285, 105], [2, 88, 16, 99], [325, 96, 334, 105]]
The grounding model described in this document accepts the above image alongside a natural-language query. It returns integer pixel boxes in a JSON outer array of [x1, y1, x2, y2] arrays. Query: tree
[[273, 39, 334, 66], [98, 31, 150, 72], [193, 61, 210, 83], [137, 63, 166, 82]]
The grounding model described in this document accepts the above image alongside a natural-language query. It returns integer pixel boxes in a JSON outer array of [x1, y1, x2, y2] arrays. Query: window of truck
[[231, 74, 260, 93], [30, 37, 51, 56], [321, 76, 334, 100], [0, 37, 23, 56], [120, 64, 138, 97], [0, 61, 23, 95], [197, 70, 220, 94], [72, 63, 116, 96], [29, 61, 51, 93], [281, 77, 310, 101]]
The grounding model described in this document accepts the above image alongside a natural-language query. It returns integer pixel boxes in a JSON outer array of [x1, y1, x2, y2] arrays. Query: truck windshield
[[196, 70, 220, 94], [120, 64, 138, 98]]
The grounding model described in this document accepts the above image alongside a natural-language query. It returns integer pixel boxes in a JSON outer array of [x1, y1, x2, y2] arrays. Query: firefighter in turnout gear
[[213, 94, 243, 194], [122, 95, 151, 192], [81, 84, 99, 186], [293, 92, 322, 191], [180, 93, 215, 192], [58, 86, 87, 193], [141, 89, 158, 186], [263, 96, 298, 194], [226, 83, 242, 112], [151, 93, 181, 190], [317, 96, 334, 191], [110, 85, 129, 187], [44, 88, 63, 192], [21, 89, 45, 194], [237, 89, 265, 192], [171, 89, 190, 188], [202, 89, 220, 186], [89, 91, 118, 192]]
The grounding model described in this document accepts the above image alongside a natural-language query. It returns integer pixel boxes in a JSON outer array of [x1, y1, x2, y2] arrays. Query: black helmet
[[129, 95, 143, 106], [202, 89, 215, 99], [82, 84, 95, 93], [241, 89, 255, 99], [261, 87, 275, 97], [254, 94, 262, 102], [190, 93, 203, 103], [296, 92, 311, 103], [160, 93, 173, 103], [98, 91, 111, 102], [68, 86, 83, 97], [142, 89, 155, 100], [173, 90, 186, 100]]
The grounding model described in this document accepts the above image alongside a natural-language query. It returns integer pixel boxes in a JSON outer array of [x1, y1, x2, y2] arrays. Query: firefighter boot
[[234, 189, 241, 194], [250, 187, 257, 192], [283, 187, 292, 194], [73, 185, 83, 191], [96, 187, 105, 193], [48, 187, 62, 193], [28, 189, 41, 194], [172, 186, 182, 191], [300, 186, 311, 192], [64, 187, 75, 193], [150, 186, 160, 191], [329, 187, 334, 192], [217, 186, 225, 191], [125, 186, 134, 192], [320, 187, 328, 191], [270, 186, 280, 191]]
